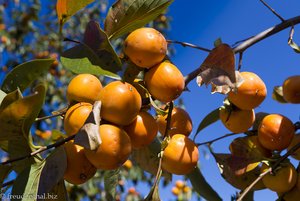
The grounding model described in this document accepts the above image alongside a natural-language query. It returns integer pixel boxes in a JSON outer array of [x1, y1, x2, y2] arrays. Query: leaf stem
[[0, 135, 75, 166]]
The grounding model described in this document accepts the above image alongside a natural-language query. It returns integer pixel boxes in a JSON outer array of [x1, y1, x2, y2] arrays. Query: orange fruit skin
[[64, 141, 97, 185], [64, 102, 93, 136], [258, 114, 295, 151], [261, 163, 297, 193], [219, 108, 255, 133], [282, 75, 300, 103], [228, 72, 267, 110], [84, 124, 132, 170], [122, 159, 133, 169], [171, 187, 180, 196], [162, 134, 199, 175], [144, 61, 185, 103], [123, 111, 158, 149], [175, 180, 185, 189], [124, 27, 167, 68], [67, 74, 102, 104], [287, 134, 300, 160], [157, 107, 193, 137], [99, 81, 142, 126]]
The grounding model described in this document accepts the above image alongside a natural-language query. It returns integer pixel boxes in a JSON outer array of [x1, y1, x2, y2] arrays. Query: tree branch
[[0, 135, 75, 166], [197, 132, 243, 147], [167, 40, 211, 52], [259, 0, 285, 22]]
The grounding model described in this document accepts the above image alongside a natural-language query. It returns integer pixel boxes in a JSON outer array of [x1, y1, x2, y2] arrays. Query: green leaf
[[272, 86, 287, 103], [104, 169, 120, 201], [1, 59, 54, 93], [0, 84, 46, 141], [187, 166, 222, 201], [104, 0, 173, 39], [44, 180, 68, 201], [61, 44, 121, 79], [0, 89, 22, 114], [56, 0, 94, 25], [194, 108, 220, 140], [132, 138, 171, 180], [288, 38, 300, 53], [11, 147, 67, 200], [83, 20, 122, 73]]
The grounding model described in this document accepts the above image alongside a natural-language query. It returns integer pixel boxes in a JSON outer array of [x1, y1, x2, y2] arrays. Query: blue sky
[[159, 1, 300, 201]]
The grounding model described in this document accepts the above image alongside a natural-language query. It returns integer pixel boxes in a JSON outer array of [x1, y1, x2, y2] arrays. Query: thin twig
[[259, 0, 285, 22], [35, 112, 64, 122], [237, 52, 243, 71], [237, 141, 300, 200], [197, 132, 242, 147], [1, 179, 14, 189], [0, 135, 75, 166], [167, 40, 211, 52]]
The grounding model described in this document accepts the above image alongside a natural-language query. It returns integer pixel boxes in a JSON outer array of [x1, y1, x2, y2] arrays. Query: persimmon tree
[[0, 0, 300, 201]]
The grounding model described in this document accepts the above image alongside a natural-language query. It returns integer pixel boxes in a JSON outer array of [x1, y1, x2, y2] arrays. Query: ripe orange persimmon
[[171, 187, 180, 196], [219, 107, 255, 133], [64, 102, 92, 136], [287, 134, 300, 160], [144, 61, 185, 103], [162, 134, 199, 175], [228, 72, 267, 110], [261, 163, 297, 193], [124, 27, 167, 68], [282, 75, 300, 103], [66, 74, 102, 104], [175, 180, 185, 189], [258, 114, 295, 151], [84, 124, 132, 170], [122, 159, 133, 169], [123, 111, 158, 149], [64, 141, 97, 185], [99, 81, 141, 126], [156, 107, 193, 136]]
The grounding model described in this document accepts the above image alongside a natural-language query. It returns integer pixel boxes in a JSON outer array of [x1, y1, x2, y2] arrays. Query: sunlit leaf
[[0, 89, 22, 114], [1, 59, 54, 93], [11, 147, 67, 200], [212, 153, 265, 190], [83, 20, 122, 73], [132, 138, 171, 180], [56, 0, 94, 25], [0, 89, 6, 105], [272, 86, 287, 103], [0, 84, 46, 141], [187, 166, 222, 201], [288, 38, 300, 53], [196, 44, 244, 94], [61, 44, 120, 79], [104, 0, 173, 39], [194, 108, 220, 140], [144, 185, 161, 201], [104, 169, 120, 201]]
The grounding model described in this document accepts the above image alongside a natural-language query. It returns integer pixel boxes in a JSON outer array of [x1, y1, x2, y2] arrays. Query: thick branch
[[233, 15, 300, 53]]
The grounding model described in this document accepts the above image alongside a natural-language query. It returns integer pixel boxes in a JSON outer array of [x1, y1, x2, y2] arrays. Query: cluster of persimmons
[[218, 69, 300, 198], [61, 27, 199, 186]]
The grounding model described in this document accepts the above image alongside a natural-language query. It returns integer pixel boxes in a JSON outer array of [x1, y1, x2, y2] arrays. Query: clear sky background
[[160, 0, 300, 201]]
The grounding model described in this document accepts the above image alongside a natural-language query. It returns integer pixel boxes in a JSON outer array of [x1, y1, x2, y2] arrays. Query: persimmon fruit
[[261, 163, 297, 193], [228, 72, 267, 110], [124, 27, 167, 68], [64, 102, 92, 136], [66, 74, 102, 104], [282, 75, 300, 103], [162, 134, 198, 175], [258, 114, 295, 151], [64, 141, 97, 185], [144, 61, 185, 103], [156, 107, 193, 136], [219, 107, 255, 133], [99, 81, 142, 126], [84, 124, 132, 170], [123, 111, 158, 149]]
